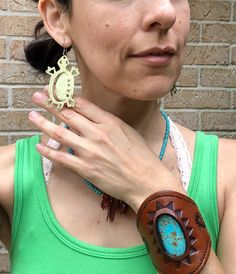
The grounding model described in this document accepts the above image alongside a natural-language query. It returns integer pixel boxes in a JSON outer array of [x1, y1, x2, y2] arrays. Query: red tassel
[[101, 194, 129, 222]]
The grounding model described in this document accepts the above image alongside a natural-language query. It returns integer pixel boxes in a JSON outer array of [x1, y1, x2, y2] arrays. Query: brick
[[12, 87, 41, 108], [184, 45, 229, 65], [207, 131, 236, 139], [177, 67, 198, 87], [12, 87, 81, 108], [0, 111, 52, 131], [9, 134, 36, 144], [164, 89, 231, 109], [201, 68, 236, 88], [188, 23, 200, 42], [0, 136, 8, 146], [0, 40, 6, 59], [10, 40, 27, 61], [0, 0, 7, 10], [233, 92, 236, 109], [0, 89, 8, 107], [234, 2, 236, 20], [202, 24, 236, 43], [165, 111, 199, 130], [232, 47, 236, 65], [0, 63, 48, 85], [0, 16, 40, 36], [0, 63, 81, 85], [9, 0, 38, 12], [201, 112, 236, 131], [189, 0, 231, 21]]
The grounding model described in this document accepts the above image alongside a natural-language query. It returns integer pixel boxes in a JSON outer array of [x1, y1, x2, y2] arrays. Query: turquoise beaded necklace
[[67, 110, 170, 197]]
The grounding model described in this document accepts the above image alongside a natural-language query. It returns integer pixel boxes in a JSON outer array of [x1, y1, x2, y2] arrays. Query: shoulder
[[218, 138, 236, 192], [0, 143, 16, 218], [216, 138, 236, 268]]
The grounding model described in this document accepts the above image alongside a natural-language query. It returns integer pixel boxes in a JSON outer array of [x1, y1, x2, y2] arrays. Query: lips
[[132, 46, 176, 57], [130, 47, 176, 66]]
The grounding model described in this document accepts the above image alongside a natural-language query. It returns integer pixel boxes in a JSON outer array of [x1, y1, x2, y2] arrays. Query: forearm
[[201, 250, 224, 274]]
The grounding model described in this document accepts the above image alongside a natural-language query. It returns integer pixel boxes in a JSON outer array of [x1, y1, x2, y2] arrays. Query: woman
[[0, 0, 235, 273]]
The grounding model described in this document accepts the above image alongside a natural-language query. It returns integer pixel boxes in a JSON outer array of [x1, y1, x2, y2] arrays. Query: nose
[[142, 0, 176, 32]]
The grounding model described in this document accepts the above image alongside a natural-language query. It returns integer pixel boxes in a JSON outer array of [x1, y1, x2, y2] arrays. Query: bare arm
[[215, 138, 236, 273], [0, 205, 11, 250], [0, 144, 15, 249]]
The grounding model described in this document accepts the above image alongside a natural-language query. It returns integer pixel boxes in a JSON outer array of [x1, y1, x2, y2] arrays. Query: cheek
[[72, 17, 133, 92], [175, 11, 191, 62], [70, 2, 136, 77], [74, 19, 125, 75], [179, 7, 191, 45], [74, 7, 127, 60]]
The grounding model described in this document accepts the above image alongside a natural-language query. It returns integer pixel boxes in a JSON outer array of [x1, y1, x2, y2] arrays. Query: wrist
[[127, 165, 186, 213], [129, 183, 186, 214]]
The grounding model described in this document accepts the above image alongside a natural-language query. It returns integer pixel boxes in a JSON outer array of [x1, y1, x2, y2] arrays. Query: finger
[[36, 143, 88, 177], [43, 86, 114, 124], [32, 92, 96, 137], [28, 111, 83, 151]]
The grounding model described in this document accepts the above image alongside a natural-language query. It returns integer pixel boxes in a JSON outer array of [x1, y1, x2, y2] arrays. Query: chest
[[46, 168, 144, 248]]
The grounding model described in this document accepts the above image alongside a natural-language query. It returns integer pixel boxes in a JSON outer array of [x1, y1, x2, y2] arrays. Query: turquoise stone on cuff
[[156, 214, 186, 257]]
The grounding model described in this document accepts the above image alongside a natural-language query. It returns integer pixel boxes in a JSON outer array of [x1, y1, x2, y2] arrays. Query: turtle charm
[[46, 55, 79, 110]]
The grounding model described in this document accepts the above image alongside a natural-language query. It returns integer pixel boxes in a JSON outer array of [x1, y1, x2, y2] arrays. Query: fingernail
[[29, 111, 39, 119], [36, 143, 45, 150], [33, 92, 48, 102]]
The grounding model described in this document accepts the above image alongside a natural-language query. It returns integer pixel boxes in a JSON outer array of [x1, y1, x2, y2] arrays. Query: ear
[[38, 0, 72, 48]]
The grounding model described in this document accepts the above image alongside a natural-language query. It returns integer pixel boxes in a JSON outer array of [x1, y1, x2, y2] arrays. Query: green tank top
[[10, 131, 219, 274]]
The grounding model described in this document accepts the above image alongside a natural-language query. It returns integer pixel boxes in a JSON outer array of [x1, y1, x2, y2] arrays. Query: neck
[[80, 85, 166, 149]]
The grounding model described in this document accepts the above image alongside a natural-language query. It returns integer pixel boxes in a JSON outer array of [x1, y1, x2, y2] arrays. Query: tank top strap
[[187, 131, 219, 251], [11, 135, 41, 253]]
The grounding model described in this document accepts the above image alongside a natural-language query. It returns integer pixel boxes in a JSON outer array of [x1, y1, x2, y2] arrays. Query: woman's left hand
[[29, 91, 183, 212]]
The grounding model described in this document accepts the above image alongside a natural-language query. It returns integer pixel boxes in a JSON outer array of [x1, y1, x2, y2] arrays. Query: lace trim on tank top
[[42, 119, 192, 191], [42, 125, 63, 184], [169, 119, 192, 190]]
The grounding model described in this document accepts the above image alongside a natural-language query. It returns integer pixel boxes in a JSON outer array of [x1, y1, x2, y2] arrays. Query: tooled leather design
[[136, 191, 211, 274]]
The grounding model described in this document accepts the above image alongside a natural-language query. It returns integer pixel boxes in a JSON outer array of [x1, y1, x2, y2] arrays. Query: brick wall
[[0, 0, 236, 272], [163, 0, 236, 138], [0, 0, 236, 146]]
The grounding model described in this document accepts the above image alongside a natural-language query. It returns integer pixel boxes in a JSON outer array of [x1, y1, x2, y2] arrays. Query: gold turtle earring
[[46, 43, 80, 110]]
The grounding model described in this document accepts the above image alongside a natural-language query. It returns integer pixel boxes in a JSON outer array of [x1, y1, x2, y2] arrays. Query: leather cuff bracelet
[[136, 191, 211, 274]]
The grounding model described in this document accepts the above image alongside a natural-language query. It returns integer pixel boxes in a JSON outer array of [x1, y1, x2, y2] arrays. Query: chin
[[124, 83, 173, 101], [124, 71, 179, 101], [118, 89, 170, 102]]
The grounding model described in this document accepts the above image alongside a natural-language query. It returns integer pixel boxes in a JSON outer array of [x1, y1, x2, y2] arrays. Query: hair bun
[[24, 20, 71, 73]]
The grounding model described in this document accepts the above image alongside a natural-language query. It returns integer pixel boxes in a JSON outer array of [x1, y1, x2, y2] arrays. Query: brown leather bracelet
[[136, 191, 211, 274]]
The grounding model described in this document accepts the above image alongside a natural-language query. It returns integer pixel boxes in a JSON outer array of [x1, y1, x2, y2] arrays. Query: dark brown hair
[[24, 0, 72, 73]]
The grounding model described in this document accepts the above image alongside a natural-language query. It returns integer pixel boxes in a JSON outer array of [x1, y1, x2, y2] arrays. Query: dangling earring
[[46, 42, 80, 110], [170, 85, 177, 97]]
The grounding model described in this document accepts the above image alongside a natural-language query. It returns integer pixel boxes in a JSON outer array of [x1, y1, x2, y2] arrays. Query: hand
[[29, 91, 184, 212]]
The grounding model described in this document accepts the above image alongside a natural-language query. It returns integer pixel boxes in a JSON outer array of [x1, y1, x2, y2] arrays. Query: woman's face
[[65, 0, 190, 100]]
